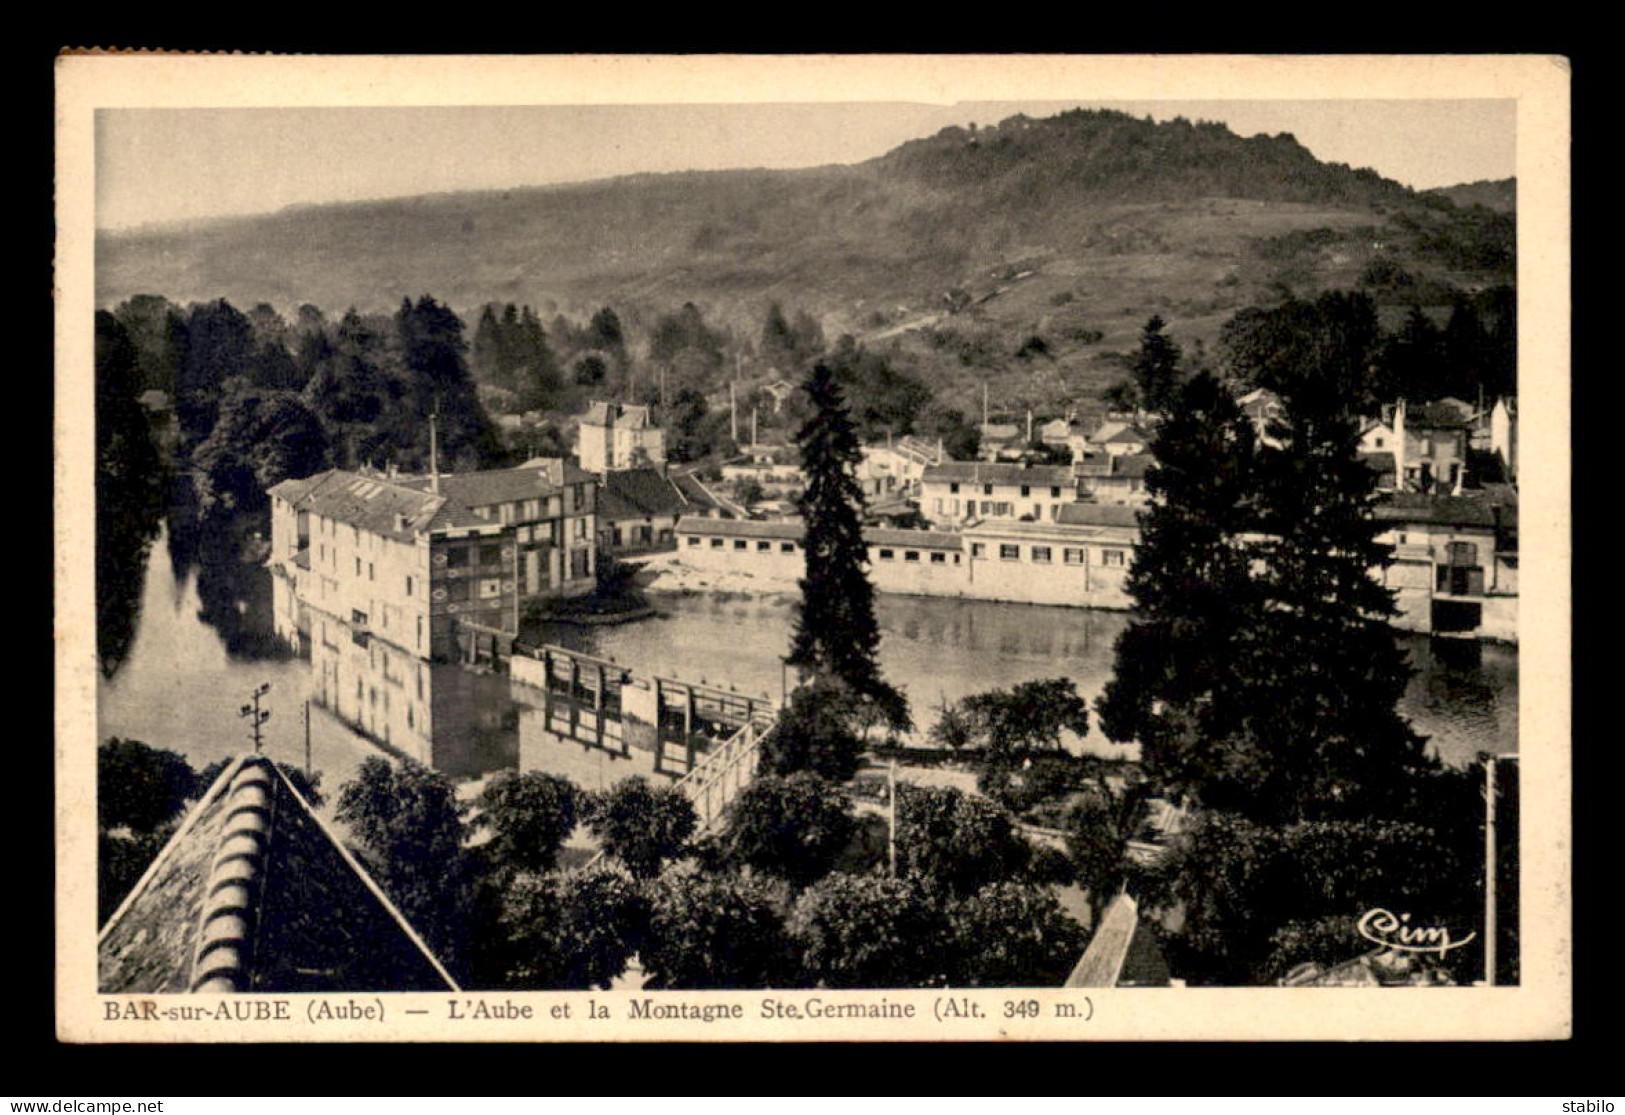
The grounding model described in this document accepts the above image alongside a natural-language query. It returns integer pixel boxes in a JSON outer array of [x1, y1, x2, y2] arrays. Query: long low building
[[674, 508, 1137, 610], [675, 484, 1518, 641]]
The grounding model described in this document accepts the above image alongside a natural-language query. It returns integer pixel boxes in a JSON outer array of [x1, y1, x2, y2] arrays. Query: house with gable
[[100, 753, 458, 994]]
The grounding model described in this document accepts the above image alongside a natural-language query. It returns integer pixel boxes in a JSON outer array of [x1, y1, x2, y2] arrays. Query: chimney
[[1026, 409, 1033, 444], [393, 512, 408, 533], [428, 411, 441, 495]]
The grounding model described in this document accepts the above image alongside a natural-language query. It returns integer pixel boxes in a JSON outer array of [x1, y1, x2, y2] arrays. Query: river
[[96, 526, 1517, 794]]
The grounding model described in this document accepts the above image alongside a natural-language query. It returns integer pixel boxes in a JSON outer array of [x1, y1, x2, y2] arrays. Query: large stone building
[[578, 401, 666, 474], [267, 462, 598, 762]]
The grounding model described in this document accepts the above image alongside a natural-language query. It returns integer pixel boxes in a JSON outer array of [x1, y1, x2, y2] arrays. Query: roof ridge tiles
[[188, 757, 277, 993]]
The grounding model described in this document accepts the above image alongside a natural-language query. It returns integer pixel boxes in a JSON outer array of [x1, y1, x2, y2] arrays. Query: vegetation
[[784, 363, 909, 734], [583, 776, 698, 879], [720, 772, 856, 890], [472, 771, 579, 877], [640, 867, 792, 989]]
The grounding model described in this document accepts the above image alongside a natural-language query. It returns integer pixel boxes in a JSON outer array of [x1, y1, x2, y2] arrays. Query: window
[[983, 484, 994, 495], [445, 580, 471, 602], [351, 609, 368, 626], [734, 539, 748, 551], [1064, 548, 1085, 565], [949, 482, 960, 494], [1101, 549, 1126, 567], [687, 536, 700, 547], [781, 542, 796, 554], [570, 550, 590, 579], [355, 557, 362, 576], [368, 562, 375, 581], [934, 499, 944, 514], [757, 541, 772, 552], [1032, 546, 1052, 563], [1374, 437, 1385, 448], [949, 499, 959, 515], [1051, 486, 1061, 498], [970, 543, 986, 558], [405, 575, 413, 597], [416, 615, 423, 650], [480, 544, 503, 566], [930, 552, 946, 564], [953, 554, 962, 565], [711, 538, 724, 549], [446, 547, 470, 568], [1021, 485, 1031, 497], [478, 578, 503, 599], [878, 548, 895, 561], [904, 550, 920, 562], [999, 544, 1020, 561]]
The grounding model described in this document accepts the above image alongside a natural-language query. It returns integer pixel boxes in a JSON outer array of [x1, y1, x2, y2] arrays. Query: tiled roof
[[1375, 491, 1515, 528], [678, 516, 804, 541], [99, 755, 458, 994], [923, 462, 1075, 487], [864, 528, 963, 550], [600, 467, 692, 520], [1065, 894, 1171, 988], [979, 423, 1021, 441], [966, 518, 1137, 542], [1077, 454, 1152, 479], [1054, 503, 1143, 529], [1094, 421, 1151, 445], [271, 470, 446, 543], [1405, 401, 1472, 428], [669, 471, 722, 510], [1361, 451, 1397, 475], [583, 401, 653, 429]]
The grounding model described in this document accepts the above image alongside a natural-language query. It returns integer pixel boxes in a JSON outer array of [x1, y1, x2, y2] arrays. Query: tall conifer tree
[[786, 363, 908, 730]]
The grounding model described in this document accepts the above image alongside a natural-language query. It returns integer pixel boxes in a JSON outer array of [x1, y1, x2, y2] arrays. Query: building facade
[[920, 462, 1079, 528], [578, 401, 666, 474]]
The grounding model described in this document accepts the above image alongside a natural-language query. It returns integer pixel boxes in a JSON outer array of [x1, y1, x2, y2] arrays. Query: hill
[[96, 109, 1515, 417], [1423, 178, 1516, 214]]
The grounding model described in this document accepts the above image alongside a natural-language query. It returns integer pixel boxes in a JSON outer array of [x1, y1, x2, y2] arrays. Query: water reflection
[[98, 524, 1517, 792]]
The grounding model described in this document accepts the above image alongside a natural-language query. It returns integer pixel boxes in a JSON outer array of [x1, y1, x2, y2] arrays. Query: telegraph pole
[[887, 759, 898, 877], [239, 683, 272, 754], [304, 699, 312, 779]]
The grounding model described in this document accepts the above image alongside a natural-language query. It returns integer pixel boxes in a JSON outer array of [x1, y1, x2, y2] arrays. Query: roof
[[669, 471, 722, 510], [599, 467, 692, 521], [979, 422, 1021, 441], [923, 462, 1075, 488], [1065, 895, 1171, 988], [1375, 490, 1516, 529], [966, 518, 1137, 542], [99, 755, 458, 994], [1077, 454, 1152, 480], [1093, 421, 1152, 446], [1361, 451, 1397, 475], [1404, 401, 1472, 429], [1054, 503, 1143, 529], [269, 470, 446, 543], [675, 516, 959, 551], [582, 401, 654, 429]]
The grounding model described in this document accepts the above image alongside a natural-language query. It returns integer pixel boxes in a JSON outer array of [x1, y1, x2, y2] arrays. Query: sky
[[95, 99, 1516, 232]]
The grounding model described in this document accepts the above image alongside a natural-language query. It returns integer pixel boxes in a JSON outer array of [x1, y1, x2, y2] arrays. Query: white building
[[578, 401, 666, 474]]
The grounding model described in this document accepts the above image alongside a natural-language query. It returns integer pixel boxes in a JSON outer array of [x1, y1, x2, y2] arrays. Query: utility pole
[[239, 683, 272, 754], [887, 759, 898, 877], [1483, 753, 1516, 986], [428, 409, 441, 494], [730, 380, 738, 445], [304, 699, 312, 779]]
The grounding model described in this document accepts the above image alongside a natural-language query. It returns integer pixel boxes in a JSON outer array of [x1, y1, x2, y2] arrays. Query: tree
[[720, 772, 856, 889], [760, 677, 866, 783], [335, 756, 473, 970], [95, 311, 168, 678], [1062, 775, 1154, 925], [787, 872, 949, 988], [498, 867, 647, 990], [192, 383, 330, 515], [962, 677, 1090, 761], [1241, 337, 1434, 823], [946, 881, 1089, 986], [640, 867, 793, 989], [98, 738, 196, 834], [175, 299, 258, 447], [583, 776, 697, 878], [894, 784, 1030, 898], [1094, 372, 1260, 806], [473, 771, 579, 877], [785, 363, 908, 731]]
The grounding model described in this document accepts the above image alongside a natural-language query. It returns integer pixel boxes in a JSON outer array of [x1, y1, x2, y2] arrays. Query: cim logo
[[1356, 908, 1477, 955]]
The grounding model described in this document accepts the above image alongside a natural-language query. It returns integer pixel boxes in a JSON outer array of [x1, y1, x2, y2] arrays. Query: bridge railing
[[673, 716, 772, 836]]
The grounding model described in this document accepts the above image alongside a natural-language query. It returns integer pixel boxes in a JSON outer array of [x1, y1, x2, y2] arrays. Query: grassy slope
[[96, 111, 1514, 420]]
